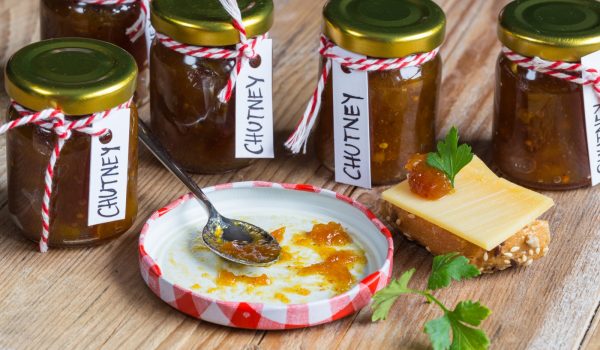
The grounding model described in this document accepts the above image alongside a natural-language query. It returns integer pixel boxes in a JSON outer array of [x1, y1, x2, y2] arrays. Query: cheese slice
[[382, 156, 554, 250]]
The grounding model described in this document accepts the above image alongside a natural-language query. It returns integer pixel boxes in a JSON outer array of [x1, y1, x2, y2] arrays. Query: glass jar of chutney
[[286, 0, 445, 187], [150, 0, 274, 174], [40, 0, 150, 105], [493, 0, 600, 190], [4, 38, 139, 248]]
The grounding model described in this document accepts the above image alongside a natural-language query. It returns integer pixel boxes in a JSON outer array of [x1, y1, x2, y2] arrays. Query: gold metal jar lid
[[499, 0, 600, 62], [151, 0, 274, 46], [323, 0, 446, 58], [5, 38, 137, 115]]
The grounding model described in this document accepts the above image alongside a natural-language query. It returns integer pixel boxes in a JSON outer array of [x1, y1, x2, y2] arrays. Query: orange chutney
[[5, 38, 139, 246], [206, 222, 367, 297], [314, 0, 445, 185], [492, 0, 600, 190], [405, 153, 452, 200], [292, 222, 367, 294], [149, 0, 273, 174], [298, 250, 366, 294], [219, 239, 281, 264], [493, 54, 591, 190], [316, 57, 442, 185], [216, 269, 271, 287], [7, 106, 139, 246]]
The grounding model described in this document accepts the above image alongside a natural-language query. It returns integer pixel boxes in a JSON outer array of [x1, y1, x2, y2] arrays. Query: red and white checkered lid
[[138, 181, 394, 329]]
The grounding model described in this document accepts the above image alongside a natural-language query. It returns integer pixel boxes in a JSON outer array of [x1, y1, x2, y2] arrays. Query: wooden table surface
[[1, 0, 599, 349]]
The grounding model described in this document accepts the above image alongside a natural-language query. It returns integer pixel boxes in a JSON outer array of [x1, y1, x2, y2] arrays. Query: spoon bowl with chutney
[[137, 120, 281, 266]]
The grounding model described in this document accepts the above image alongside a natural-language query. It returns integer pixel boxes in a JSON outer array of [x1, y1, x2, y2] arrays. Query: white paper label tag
[[88, 109, 131, 226], [581, 50, 600, 186], [235, 38, 274, 159], [331, 46, 372, 189]]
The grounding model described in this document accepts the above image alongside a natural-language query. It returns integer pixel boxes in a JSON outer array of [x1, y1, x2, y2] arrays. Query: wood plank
[[0, 0, 599, 349], [582, 308, 600, 350]]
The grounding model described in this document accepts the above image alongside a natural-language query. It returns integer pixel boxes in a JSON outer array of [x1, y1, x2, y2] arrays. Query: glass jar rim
[[5, 38, 137, 115], [151, 0, 274, 47], [323, 0, 446, 58], [498, 0, 600, 62]]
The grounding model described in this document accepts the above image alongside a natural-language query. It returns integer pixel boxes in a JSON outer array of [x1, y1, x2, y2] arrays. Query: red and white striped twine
[[6, 99, 132, 253], [502, 46, 600, 97], [155, 0, 266, 103], [78, 0, 149, 43], [285, 35, 440, 154]]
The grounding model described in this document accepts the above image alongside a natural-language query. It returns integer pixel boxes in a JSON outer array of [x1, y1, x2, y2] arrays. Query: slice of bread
[[381, 202, 550, 273]]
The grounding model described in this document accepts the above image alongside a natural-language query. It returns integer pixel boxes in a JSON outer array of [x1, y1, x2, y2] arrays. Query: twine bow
[[284, 35, 440, 154], [155, 0, 265, 103]]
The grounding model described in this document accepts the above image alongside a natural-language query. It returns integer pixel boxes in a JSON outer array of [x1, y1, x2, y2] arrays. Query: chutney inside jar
[[492, 0, 600, 190], [150, 40, 252, 174], [492, 55, 591, 190], [6, 106, 139, 246], [307, 0, 445, 186], [315, 56, 441, 186], [4, 38, 139, 247], [40, 0, 149, 105], [149, 0, 274, 174]]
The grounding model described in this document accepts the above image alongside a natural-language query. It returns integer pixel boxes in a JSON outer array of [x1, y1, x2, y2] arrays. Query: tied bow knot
[[155, 0, 267, 104], [240, 43, 257, 59], [26, 108, 110, 141]]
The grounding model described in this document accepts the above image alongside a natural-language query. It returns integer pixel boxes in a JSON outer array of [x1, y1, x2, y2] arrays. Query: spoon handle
[[137, 119, 218, 216]]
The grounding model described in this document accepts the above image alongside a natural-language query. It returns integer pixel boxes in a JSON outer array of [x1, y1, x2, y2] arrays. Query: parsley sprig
[[371, 253, 491, 350], [427, 127, 474, 187]]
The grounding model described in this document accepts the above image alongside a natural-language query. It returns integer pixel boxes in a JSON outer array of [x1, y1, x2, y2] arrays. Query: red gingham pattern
[[284, 35, 440, 154], [78, 0, 149, 43], [138, 181, 394, 329], [502, 46, 600, 97], [155, 0, 268, 103], [7, 99, 132, 252]]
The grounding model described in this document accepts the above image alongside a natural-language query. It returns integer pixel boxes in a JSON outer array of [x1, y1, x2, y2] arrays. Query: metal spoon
[[137, 120, 281, 266]]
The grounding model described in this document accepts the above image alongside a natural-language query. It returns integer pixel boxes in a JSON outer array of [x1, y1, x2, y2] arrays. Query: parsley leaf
[[371, 268, 415, 321], [425, 316, 452, 350], [428, 253, 481, 290], [424, 301, 491, 350], [371, 254, 491, 350], [448, 321, 490, 350], [447, 301, 491, 350], [452, 301, 491, 327], [427, 127, 474, 187]]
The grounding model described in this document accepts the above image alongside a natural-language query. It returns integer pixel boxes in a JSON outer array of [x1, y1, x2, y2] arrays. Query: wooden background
[[1, 0, 599, 349]]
